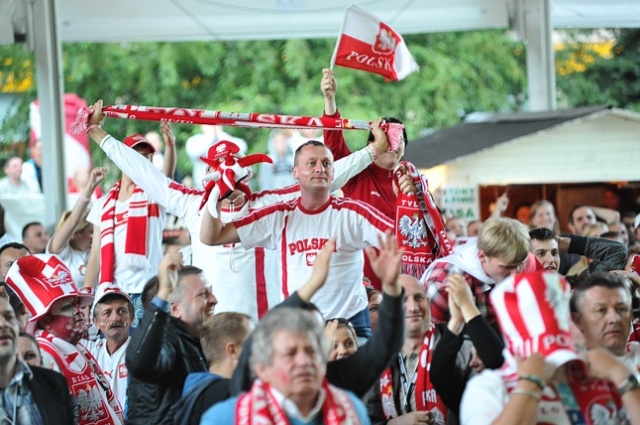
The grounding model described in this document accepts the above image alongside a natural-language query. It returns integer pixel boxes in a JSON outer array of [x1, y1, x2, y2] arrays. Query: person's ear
[[477, 250, 486, 263], [225, 341, 238, 359]]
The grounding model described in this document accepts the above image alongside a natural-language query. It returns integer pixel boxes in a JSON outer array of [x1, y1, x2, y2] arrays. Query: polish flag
[[330, 5, 419, 81]]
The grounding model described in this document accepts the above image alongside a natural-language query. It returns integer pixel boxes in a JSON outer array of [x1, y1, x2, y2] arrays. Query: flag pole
[[329, 4, 352, 70]]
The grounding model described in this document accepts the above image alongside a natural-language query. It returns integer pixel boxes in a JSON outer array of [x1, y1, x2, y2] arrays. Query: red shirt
[[324, 110, 397, 290]]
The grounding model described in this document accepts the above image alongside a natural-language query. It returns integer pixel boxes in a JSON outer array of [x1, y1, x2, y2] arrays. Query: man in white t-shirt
[[83, 283, 133, 410], [201, 137, 396, 338], [85, 135, 166, 323]]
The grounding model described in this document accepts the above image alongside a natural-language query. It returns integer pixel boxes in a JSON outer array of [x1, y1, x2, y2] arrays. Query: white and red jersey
[[99, 135, 374, 322], [82, 337, 130, 410], [87, 194, 165, 294], [235, 196, 393, 319], [46, 241, 88, 287]]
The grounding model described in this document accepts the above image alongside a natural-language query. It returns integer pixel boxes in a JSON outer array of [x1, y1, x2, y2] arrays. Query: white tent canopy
[[2, 0, 640, 226]]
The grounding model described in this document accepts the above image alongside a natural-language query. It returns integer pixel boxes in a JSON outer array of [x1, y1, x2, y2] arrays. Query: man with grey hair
[[201, 307, 371, 424]]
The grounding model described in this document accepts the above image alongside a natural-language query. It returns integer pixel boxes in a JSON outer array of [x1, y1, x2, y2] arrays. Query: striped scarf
[[235, 379, 361, 425], [99, 180, 153, 285]]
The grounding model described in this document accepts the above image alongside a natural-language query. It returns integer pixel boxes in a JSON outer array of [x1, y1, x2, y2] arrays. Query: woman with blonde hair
[[47, 167, 105, 286], [529, 200, 560, 234]]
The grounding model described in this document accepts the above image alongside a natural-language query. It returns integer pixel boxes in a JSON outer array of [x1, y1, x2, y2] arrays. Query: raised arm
[[321, 68, 337, 116], [48, 167, 105, 254], [297, 238, 336, 302], [200, 197, 240, 246], [83, 215, 103, 289], [320, 69, 351, 161], [160, 121, 177, 178]]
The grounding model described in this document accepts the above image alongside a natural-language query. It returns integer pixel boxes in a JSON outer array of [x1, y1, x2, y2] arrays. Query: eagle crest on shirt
[[399, 214, 428, 249], [77, 384, 106, 422]]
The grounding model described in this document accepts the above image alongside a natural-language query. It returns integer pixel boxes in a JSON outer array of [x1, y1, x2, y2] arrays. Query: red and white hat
[[5, 254, 93, 334], [200, 140, 241, 168], [490, 271, 579, 369], [123, 134, 156, 153]]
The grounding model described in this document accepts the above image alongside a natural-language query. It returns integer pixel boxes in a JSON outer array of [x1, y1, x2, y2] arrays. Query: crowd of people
[[0, 69, 637, 425]]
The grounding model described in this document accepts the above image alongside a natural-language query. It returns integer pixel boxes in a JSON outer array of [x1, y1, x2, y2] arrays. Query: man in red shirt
[[321, 68, 413, 289]]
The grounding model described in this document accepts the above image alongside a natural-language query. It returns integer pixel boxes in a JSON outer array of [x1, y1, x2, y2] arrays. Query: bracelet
[[518, 374, 545, 391], [366, 143, 379, 161], [511, 388, 541, 402], [86, 124, 101, 133], [79, 193, 91, 203]]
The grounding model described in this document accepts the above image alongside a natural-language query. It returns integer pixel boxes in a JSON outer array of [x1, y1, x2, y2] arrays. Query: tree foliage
[[0, 30, 527, 178], [556, 29, 640, 111]]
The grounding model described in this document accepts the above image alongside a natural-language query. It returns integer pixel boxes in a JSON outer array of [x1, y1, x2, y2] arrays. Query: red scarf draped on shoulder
[[380, 324, 447, 424], [235, 378, 361, 425], [394, 161, 452, 279], [99, 180, 152, 284]]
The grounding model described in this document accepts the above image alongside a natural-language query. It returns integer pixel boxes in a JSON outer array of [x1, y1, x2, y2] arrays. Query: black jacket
[[126, 303, 208, 425], [29, 365, 75, 425]]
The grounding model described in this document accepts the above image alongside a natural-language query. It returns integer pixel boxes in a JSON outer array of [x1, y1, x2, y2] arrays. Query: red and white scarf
[[235, 378, 361, 425], [36, 330, 124, 425], [380, 324, 448, 424], [394, 162, 452, 279], [99, 180, 154, 284]]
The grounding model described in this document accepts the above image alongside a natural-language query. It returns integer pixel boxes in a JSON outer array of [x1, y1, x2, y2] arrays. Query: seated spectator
[[460, 272, 640, 424], [201, 307, 371, 424], [609, 221, 630, 246]]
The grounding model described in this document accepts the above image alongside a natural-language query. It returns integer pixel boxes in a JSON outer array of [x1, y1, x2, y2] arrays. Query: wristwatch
[[618, 374, 640, 396]]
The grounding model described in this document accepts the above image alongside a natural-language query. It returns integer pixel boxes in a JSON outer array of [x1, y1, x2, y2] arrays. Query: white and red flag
[[330, 5, 419, 81]]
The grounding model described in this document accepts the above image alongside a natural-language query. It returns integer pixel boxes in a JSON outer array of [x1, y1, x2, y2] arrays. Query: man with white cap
[[83, 282, 134, 410], [5, 254, 124, 425], [460, 272, 640, 424]]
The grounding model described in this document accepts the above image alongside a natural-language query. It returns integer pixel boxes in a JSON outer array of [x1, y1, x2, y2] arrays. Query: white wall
[[432, 112, 640, 187]]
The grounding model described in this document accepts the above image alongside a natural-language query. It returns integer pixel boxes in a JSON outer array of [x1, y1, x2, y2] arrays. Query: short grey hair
[[250, 307, 328, 374]]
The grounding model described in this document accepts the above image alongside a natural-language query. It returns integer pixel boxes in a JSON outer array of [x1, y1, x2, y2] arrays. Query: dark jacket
[[29, 365, 75, 425], [230, 289, 404, 398], [365, 325, 466, 425], [430, 315, 504, 415], [126, 303, 208, 425], [171, 372, 230, 425]]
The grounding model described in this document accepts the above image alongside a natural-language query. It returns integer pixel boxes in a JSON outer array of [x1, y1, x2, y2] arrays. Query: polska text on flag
[[330, 5, 419, 81]]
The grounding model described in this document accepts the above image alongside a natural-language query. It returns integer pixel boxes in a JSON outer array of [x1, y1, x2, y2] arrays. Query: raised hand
[[365, 231, 403, 296]]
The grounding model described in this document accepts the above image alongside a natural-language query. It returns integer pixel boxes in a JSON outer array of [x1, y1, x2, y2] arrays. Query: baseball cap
[[123, 134, 156, 153], [200, 140, 241, 168], [5, 254, 93, 334], [490, 271, 579, 370]]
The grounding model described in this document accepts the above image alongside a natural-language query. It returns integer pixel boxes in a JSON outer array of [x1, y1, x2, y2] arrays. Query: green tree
[[0, 30, 527, 182]]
